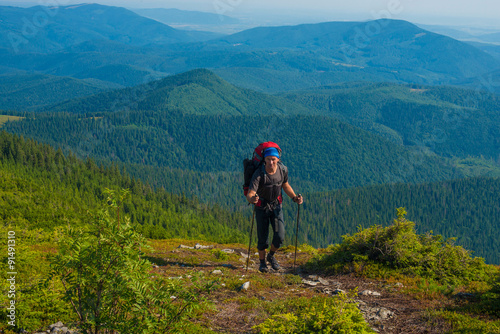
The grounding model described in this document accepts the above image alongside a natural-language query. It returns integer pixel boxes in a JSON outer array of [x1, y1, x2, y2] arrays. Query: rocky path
[[153, 242, 453, 333]]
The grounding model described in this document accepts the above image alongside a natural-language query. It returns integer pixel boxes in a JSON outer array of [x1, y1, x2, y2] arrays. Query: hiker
[[246, 146, 303, 272]]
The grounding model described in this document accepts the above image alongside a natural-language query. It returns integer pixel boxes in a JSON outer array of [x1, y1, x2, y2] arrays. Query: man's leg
[[258, 244, 277, 260], [256, 208, 270, 272], [258, 249, 266, 261], [267, 205, 285, 270]]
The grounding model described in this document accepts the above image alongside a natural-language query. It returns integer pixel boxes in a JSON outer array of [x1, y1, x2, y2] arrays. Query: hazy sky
[[2, 0, 500, 28]]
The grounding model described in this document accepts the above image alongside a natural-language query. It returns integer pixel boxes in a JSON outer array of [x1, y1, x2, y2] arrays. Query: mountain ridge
[[0, 3, 212, 54], [0, 72, 120, 111], [1, 4, 499, 91], [209, 19, 500, 82], [281, 82, 500, 160], [43, 69, 315, 115]]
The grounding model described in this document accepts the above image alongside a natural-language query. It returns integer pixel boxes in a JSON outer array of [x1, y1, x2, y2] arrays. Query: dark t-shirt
[[248, 163, 288, 202]]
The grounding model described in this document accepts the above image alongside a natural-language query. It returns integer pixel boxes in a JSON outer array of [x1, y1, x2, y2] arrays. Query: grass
[[0, 115, 23, 127], [2, 225, 499, 333], [426, 310, 500, 333], [453, 157, 500, 178]]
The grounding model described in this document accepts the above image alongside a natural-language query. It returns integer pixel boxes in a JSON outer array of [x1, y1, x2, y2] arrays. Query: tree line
[[0, 130, 247, 243]]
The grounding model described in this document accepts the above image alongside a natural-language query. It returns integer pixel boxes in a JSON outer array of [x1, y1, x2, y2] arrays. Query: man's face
[[264, 156, 279, 168]]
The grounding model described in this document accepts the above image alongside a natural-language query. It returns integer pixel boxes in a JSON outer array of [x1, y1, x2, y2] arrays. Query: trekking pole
[[293, 195, 301, 271], [246, 205, 256, 272]]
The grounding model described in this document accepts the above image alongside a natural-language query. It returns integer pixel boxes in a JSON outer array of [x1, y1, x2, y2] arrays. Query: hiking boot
[[266, 253, 280, 271], [259, 262, 269, 273]]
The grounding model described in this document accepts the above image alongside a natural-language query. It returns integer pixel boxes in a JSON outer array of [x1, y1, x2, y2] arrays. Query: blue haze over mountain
[[1, 3, 499, 95]]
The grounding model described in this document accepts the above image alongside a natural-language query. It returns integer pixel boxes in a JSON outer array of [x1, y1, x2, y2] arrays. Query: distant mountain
[[0, 72, 119, 111], [478, 32, 500, 44], [132, 8, 239, 26], [0, 38, 177, 90], [212, 20, 358, 49], [131, 8, 242, 35], [418, 24, 500, 44], [417, 25, 479, 41], [0, 3, 208, 54], [45, 69, 314, 115], [211, 19, 500, 80], [469, 42, 500, 62], [73, 64, 167, 87], [282, 83, 500, 160], [2, 8, 499, 92]]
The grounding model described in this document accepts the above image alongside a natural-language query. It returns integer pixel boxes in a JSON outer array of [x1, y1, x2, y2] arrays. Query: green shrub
[[427, 310, 500, 333], [281, 243, 318, 256], [211, 248, 230, 261], [47, 189, 216, 334], [307, 208, 495, 286], [253, 292, 375, 334]]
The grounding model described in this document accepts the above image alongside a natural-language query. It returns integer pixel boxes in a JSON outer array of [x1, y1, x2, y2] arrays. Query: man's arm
[[282, 182, 303, 204]]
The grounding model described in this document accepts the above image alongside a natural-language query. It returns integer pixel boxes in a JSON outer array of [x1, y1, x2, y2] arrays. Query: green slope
[[0, 3, 200, 53], [282, 83, 500, 160], [0, 130, 247, 243], [3, 109, 462, 195], [45, 69, 314, 115], [0, 73, 120, 111]]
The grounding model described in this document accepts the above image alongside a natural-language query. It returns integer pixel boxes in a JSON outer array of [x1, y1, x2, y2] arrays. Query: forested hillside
[[3, 68, 498, 266], [8, 109, 497, 265], [3, 114, 495, 264], [0, 4, 207, 53], [282, 177, 500, 264], [43, 69, 313, 115], [0, 131, 247, 243], [283, 82, 500, 160], [2, 110, 462, 193], [0, 73, 119, 111]]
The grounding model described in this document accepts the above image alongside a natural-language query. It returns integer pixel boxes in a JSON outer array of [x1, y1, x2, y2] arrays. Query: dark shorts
[[256, 204, 285, 251]]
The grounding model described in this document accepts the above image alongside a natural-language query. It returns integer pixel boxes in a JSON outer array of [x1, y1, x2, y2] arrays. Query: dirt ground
[[148, 241, 458, 334]]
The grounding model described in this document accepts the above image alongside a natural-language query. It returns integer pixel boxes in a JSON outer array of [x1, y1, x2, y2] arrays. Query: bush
[[307, 208, 495, 285], [47, 189, 216, 334], [253, 292, 375, 334], [427, 310, 500, 333]]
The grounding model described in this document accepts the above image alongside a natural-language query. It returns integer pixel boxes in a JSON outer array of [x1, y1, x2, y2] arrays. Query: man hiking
[[246, 146, 303, 273]]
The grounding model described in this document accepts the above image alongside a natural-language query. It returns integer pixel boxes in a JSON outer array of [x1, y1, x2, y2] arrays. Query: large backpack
[[243, 142, 282, 196]]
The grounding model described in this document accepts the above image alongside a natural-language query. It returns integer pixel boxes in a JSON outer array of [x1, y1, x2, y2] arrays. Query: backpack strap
[[278, 161, 287, 178]]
